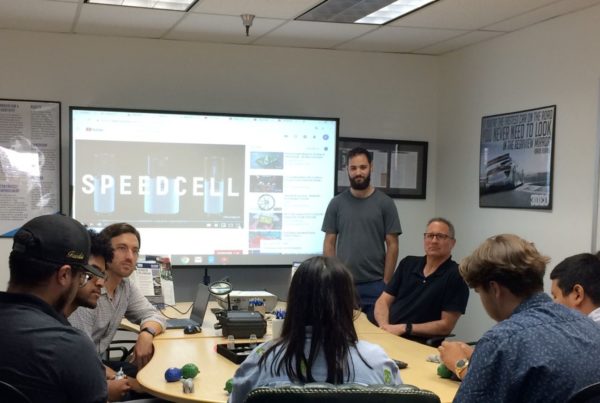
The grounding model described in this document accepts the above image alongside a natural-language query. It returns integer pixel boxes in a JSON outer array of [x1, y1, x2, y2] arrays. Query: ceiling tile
[[416, 30, 505, 55], [0, 0, 78, 32], [76, 3, 183, 38], [190, 0, 322, 19], [338, 26, 466, 53], [389, 0, 559, 30], [486, 0, 600, 31], [254, 20, 375, 49], [166, 14, 284, 44]]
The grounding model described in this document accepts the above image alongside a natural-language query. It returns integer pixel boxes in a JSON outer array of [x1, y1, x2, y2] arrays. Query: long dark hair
[[258, 256, 369, 383]]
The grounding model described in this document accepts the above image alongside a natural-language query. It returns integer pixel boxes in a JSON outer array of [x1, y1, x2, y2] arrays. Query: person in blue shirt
[[229, 256, 402, 403], [439, 234, 600, 403]]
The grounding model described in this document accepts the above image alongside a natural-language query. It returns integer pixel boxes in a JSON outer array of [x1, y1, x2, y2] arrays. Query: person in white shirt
[[550, 253, 600, 324]]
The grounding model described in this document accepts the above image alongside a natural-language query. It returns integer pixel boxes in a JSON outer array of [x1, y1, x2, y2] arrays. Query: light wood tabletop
[[137, 307, 459, 403]]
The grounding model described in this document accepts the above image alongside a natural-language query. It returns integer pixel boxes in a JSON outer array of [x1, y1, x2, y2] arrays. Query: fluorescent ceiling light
[[85, 0, 198, 12], [296, 0, 438, 25], [355, 0, 436, 24]]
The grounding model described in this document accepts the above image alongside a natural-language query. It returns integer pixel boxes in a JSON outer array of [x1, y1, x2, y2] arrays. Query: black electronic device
[[214, 310, 266, 338], [216, 342, 256, 364], [184, 325, 201, 334]]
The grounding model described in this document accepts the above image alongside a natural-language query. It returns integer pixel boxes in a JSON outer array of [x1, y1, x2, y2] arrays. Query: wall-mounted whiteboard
[[0, 99, 61, 237]]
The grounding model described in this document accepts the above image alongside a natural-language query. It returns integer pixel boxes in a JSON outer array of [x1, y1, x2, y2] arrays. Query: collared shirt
[[0, 292, 107, 403], [385, 255, 469, 325], [229, 331, 402, 403], [589, 306, 600, 324], [455, 293, 600, 403], [69, 277, 166, 355]]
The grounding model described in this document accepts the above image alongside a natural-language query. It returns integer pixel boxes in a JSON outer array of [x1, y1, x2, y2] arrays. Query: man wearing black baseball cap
[[0, 214, 108, 403]]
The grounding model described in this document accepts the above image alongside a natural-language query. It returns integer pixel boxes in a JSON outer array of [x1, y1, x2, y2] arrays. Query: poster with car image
[[479, 105, 555, 209]]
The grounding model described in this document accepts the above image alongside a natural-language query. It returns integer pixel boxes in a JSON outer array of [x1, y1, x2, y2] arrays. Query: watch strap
[[141, 327, 156, 337], [405, 323, 413, 336], [455, 359, 469, 380]]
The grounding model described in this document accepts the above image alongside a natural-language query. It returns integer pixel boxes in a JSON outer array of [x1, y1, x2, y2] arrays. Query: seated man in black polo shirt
[[373, 217, 469, 345]]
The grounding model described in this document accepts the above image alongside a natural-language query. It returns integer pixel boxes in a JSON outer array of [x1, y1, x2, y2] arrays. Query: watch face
[[456, 359, 467, 368]]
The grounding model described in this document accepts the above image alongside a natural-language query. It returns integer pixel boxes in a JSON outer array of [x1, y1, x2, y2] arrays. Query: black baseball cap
[[12, 214, 105, 279]]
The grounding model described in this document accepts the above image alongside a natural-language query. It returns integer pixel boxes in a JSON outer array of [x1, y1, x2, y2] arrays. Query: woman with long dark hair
[[229, 256, 402, 403]]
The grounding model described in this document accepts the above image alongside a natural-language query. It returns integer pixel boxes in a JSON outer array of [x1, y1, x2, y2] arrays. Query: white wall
[[5, 3, 600, 342], [438, 4, 600, 340], [0, 31, 439, 291]]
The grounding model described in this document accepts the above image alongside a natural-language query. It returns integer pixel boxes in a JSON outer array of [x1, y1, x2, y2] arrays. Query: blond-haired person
[[439, 234, 600, 403]]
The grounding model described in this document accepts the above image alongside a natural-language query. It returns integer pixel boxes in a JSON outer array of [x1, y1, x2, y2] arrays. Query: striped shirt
[[69, 277, 166, 356]]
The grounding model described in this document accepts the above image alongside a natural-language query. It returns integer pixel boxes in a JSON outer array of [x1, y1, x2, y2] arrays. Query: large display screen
[[70, 107, 338, 266]]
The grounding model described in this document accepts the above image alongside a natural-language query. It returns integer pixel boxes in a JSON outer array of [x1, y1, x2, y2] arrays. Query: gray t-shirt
[[321, 189, 401, 283]]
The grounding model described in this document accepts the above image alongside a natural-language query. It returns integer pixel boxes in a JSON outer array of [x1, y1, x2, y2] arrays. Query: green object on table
[[437, 363, 453, 379], [224, 378, 233, 394], [181, 363, 199, 379]]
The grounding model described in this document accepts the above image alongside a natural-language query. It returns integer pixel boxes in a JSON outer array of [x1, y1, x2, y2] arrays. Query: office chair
[[104, 327, 138, 362], [568, 381, 600, 403], [0, 380, 33, 403], [245, 383, 441, 403]]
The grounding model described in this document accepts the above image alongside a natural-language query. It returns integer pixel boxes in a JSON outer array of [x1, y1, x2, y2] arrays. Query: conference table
[[136, 303, 459, 403]]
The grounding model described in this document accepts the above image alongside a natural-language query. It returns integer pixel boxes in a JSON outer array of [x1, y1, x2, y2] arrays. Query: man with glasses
[[70, 223, 165, 385], [373, 217, 469, 345], [0, 214, 107, 402]]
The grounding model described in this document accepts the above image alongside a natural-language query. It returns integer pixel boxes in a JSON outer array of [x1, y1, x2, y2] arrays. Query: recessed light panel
[[297, 0, 438, 25], [85, 0, 198, 12]]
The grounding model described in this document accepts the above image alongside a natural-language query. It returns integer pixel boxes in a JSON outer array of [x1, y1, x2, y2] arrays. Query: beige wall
[[438, 4, 600, 339], [0, 30, 438, 292], [3, 2, 600, 341]]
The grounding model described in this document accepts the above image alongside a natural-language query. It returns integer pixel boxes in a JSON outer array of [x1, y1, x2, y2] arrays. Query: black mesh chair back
[[0, 380, 33, 403], [568, 381, 600, 403], [245, 383, 441, 403]]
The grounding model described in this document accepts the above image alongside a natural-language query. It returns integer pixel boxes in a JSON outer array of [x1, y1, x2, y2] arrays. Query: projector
[[215, 290, 278, 313]]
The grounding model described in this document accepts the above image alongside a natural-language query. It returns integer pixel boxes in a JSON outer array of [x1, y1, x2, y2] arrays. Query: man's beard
[[74, 294, 97, 309], [349, 173, 371, 190]]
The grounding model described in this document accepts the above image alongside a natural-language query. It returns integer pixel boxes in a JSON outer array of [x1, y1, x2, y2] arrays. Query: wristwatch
[[404, 323, 413, 336], [141, 327, 157, 337], [455, 358, 469, 380]]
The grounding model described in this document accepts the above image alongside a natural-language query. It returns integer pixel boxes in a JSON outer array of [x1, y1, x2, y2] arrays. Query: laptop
[[165, 283, 210, 329]]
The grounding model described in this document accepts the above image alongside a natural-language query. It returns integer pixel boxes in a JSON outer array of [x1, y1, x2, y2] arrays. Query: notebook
[[165, 283, 210, 329]]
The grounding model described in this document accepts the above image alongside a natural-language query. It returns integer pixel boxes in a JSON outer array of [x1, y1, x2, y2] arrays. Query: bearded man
[[322, 147, 402, 316]]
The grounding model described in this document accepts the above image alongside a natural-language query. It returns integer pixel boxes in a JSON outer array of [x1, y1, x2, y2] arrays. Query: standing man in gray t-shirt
[[322, 147, 402, 316]]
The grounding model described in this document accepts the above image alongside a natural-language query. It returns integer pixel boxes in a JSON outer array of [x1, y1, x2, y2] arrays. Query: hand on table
[[438, 341, 473, 372]]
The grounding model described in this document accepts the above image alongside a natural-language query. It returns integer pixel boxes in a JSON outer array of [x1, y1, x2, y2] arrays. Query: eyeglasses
[[113, 245, 140, 257], [79, 270, 105, 287], [424, 232, 452, 241], [79, 272, 94, 287]]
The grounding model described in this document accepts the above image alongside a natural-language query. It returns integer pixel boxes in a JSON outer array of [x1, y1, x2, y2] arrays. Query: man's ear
[[55, 265, 73, 286], [571, 284, 586, 307], [488, 280, 502, 298]]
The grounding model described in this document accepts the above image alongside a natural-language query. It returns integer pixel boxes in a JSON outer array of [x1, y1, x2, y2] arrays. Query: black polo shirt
[[385, 255, 469, 325], [0, 291, 107, 403]]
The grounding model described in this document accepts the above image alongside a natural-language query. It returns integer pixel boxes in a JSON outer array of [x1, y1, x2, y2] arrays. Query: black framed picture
[[337, 137, 428, 199], [479, 105, 555, 209]]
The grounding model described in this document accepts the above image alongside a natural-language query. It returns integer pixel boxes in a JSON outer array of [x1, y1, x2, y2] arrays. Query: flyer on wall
[[0, 99, 61, 236], [479, 105, 555, 210]]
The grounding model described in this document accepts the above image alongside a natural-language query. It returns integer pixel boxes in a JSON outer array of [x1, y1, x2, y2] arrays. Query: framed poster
[[479, 105, 555, 209], [337, 137, 427, 199], [0, 99, 61, 236]]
